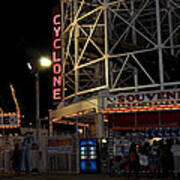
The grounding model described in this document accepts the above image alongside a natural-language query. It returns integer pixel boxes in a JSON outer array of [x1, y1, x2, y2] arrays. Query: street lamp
[[27, 56, 51, 172], [35, 57, 52, 134], [27, 56, 52, 142]]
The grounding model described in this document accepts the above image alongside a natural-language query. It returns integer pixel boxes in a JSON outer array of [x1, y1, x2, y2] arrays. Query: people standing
[[166, 139, 174, 177], [128, 142, 139, 179], [12, 143, 20, 174], [157, 140, 163, 177], [161, 139, 169, 178], [149, 140, 158, 177], [21, 133, 34, 173], [171, 139, 180, 179], [139, 142, 150, 173]]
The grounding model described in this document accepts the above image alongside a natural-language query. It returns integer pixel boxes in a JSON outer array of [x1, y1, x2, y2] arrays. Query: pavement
[[0, 173, 176, 180]]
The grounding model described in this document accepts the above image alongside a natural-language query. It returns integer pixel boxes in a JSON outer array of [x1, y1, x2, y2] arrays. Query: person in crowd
[[139, 142, 150, 174], [128, 142, 139, 179], [149, 140, 158, 177], [21, 132, 34, 173], [166, 139, 174, 177], [157, 140, 163, 177], [12, 143, 20, 174], [143, 142, 151, 174], [161, 139, 169, 178], [171, 138, 180, 179]]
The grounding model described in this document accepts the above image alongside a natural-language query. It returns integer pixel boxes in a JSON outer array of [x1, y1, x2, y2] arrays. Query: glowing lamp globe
[[39, 57, 52, 67]]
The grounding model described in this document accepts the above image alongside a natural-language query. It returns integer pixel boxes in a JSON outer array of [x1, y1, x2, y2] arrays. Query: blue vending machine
[[80, 139, 99, 173]]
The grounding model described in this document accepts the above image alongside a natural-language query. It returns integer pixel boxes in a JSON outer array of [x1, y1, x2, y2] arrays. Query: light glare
[[27, 62, 32, 70], [39, 57, 52, 67]]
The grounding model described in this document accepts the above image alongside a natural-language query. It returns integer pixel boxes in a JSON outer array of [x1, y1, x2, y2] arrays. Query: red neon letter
[[166, 91, 176, 99], [53, 14, 61, 25], [54, 26, 61, 37], [127, 95, 135, 102], [118, 96, 125, 102], [52, 51, 61, 62], [53, 38, 61, 49], [146, 93, 156, 101], [53, 63, 62, 74], [53, 76, 62, 87], [53, 88, 61, 100], [135, 94, 144, 101]]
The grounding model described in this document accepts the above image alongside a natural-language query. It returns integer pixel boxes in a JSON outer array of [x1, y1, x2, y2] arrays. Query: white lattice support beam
[[155, 0, 164, 90], [104, 0, 110, 89], [167, 0, 175, 56], [131, 54, 155, 84], [112, 55, 130, 88], [78, 24, 104, 56], [109, 0, 151, 54], [78, 10, 103, 64]]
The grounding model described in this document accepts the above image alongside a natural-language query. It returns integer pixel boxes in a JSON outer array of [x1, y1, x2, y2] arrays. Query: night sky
[[0, 0, 58, 126]]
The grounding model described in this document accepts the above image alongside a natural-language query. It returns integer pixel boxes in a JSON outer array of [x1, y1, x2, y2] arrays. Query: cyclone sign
[[52, 13, 62, 101]]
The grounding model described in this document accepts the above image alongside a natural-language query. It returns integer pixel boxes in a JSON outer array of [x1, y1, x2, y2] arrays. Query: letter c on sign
[[53, 14, 61, 25], [53, 39, 61, 49]]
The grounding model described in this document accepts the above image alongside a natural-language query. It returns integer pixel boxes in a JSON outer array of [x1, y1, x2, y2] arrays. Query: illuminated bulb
[[27, 62, 32, 70], [39, 57, 52, 67]]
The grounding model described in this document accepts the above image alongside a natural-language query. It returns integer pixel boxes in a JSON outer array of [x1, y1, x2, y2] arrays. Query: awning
[[50, 97, 98, 120]]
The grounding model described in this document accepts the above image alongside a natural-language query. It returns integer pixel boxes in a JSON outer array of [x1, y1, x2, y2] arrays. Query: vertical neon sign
[[52, 13, 62, 100]]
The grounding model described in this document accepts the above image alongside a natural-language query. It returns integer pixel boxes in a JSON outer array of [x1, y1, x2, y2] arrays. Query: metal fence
[[47, 136, 78, 173], [0, 136, 17, 173], [0, 135, 78, 174]]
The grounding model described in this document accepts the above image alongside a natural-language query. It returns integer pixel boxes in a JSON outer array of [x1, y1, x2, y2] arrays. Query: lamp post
[[27, 57, 52, 145], [27, 56, 51, 172], [35, 71, 40, 142]]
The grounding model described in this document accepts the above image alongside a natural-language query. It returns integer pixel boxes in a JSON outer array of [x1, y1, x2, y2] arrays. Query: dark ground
[[0, 173, 176, 180]]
